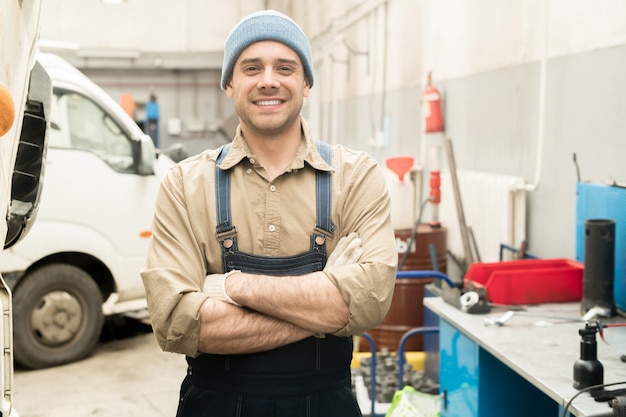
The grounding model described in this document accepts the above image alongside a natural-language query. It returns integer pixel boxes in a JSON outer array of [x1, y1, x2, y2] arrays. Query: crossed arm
[[197, 298, 314, 354], [198, 234, 362, 355]]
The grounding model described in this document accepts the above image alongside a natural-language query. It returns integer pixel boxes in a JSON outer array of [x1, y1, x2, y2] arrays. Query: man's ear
[[303, 79, 311, 97], [225, 81, 234, 97]]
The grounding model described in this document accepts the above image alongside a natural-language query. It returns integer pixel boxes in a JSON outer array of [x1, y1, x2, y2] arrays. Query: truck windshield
[[49, 89, 134, 173]]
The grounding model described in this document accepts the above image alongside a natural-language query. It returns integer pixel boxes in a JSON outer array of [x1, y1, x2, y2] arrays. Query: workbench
[[424, 296, 626, 416]]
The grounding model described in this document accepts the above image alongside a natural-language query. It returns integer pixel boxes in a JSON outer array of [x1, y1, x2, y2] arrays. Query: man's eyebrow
[[276, 58, 299, 66], [239, 57, 262, 65], [239, 57, 299, 66]]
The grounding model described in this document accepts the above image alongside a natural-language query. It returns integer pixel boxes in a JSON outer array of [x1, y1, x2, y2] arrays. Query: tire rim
[[30, 290, 84, 347]]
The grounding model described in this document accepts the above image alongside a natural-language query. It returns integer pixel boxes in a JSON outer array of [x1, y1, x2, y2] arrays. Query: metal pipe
[[359, 332, 380, 417], [395, 270, 455, 288], [444, 138, 474, 267], [310, 0, 388, 46], [397, 326, 440, 388], [518, 0, 550, 192]]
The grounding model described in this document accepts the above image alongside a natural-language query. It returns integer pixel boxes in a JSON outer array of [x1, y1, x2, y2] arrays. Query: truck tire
[[13, 263, 104, 369]]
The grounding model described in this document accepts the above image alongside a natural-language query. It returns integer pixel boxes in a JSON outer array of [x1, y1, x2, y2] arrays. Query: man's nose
[[258, 68, 279, 89]]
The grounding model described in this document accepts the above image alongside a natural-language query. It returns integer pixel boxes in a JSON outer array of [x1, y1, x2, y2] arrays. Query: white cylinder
[[386, 169, 415, 230]]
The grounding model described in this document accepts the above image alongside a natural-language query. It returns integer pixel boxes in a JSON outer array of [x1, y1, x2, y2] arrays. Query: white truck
[[1, 0, 51, 414], [0, 52, 175, 370]]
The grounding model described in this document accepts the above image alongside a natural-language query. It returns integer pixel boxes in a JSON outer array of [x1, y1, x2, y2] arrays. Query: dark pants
[[175, 372, 362, 417]]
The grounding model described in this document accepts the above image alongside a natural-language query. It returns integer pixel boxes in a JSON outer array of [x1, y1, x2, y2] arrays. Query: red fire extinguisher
[[423, 71, 444, 133]]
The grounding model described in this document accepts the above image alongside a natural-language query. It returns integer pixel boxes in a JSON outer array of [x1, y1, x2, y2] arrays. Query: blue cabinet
[[438, 319, 558, 417]]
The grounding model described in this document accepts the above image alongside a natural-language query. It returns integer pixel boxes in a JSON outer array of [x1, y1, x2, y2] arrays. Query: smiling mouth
[[255, 99, 283, 106]]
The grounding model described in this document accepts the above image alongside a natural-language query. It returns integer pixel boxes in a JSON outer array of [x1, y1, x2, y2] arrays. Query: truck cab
[[0, 53, 174, 369], [1, 1, 51, 414]]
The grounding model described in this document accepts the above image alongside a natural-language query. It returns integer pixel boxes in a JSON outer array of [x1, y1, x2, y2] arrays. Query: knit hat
[[220, 10, 314, 90]]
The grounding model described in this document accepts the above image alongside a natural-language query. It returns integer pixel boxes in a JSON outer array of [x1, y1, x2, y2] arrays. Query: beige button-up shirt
[[141, 118, 397, 356]]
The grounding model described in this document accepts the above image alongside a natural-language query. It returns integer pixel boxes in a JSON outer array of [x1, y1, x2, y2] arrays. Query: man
[[141, 9, 397, 417]]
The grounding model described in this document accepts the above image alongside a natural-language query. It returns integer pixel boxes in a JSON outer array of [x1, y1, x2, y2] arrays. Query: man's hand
[[325, 232, 362, 270], [203, 270, 241, 306]]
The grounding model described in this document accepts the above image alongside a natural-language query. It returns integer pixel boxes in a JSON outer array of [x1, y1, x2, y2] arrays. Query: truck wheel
[[13, 263, 104, 369]]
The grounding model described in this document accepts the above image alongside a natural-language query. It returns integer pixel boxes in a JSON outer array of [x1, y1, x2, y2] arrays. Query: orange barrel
[[360, 224, 446, 352]]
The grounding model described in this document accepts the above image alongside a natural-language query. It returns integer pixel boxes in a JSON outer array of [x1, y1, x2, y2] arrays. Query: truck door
[[8, 84, 163, 369]]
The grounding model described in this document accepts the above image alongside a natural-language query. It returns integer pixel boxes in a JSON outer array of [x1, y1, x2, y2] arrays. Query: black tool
[[573, 321, 604, 390]]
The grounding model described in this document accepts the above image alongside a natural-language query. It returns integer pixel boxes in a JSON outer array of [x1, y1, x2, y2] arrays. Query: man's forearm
[[198, 297, 313, 354], [224, 271, 349, 334]]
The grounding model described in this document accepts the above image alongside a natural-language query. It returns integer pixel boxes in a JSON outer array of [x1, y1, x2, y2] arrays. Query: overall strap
[[314, 141, 335, 238], [214, 144, 235, 239]]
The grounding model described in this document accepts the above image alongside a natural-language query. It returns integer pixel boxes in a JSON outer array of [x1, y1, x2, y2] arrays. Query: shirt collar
[[217, 117, 334, 173]]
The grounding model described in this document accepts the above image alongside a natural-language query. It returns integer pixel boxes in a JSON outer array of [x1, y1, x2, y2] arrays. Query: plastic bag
[[385, 385, 440, 417]]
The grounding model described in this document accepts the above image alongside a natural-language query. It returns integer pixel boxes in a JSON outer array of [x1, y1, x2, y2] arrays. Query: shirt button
[[246, 168, 252, 174], [269, 185, 276, 192], [249, 158, 255, 164], [268, 225, 276, 232]]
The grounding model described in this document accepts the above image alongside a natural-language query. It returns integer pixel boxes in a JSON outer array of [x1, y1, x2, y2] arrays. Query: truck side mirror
[[136, 134, 156, 175]]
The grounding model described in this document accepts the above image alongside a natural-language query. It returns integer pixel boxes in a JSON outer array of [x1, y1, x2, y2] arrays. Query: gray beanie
[[220, 10, 314, 90]]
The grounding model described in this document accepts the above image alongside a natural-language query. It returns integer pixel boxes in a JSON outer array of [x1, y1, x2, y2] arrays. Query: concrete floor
[[13, 323, 184, 417], [11, 320, 406, 416]]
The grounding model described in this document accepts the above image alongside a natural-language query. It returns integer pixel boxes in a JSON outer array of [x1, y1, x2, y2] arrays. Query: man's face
[[226, 40, 310, 138]]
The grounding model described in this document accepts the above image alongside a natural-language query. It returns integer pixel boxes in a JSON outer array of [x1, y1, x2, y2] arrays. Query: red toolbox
[[464, 259, 584, 305]]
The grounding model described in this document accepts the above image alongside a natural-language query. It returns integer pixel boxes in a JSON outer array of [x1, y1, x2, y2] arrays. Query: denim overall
[[177, 142, 361, 417]]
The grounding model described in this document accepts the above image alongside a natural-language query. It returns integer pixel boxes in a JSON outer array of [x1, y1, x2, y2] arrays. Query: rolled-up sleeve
[[141, 163, 211, 356], [324, 148, 398, 336]]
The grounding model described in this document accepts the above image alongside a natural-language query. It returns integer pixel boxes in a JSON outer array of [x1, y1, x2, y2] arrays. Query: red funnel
[[386, 156, 415, 183]]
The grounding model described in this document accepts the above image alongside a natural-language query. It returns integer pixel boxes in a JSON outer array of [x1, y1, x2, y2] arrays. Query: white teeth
[[256, 100, 281, 106]]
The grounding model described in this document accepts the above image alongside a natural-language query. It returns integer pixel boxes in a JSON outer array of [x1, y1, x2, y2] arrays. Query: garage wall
[[277, 0, 626, 263], [38, 0, 626, 266]]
